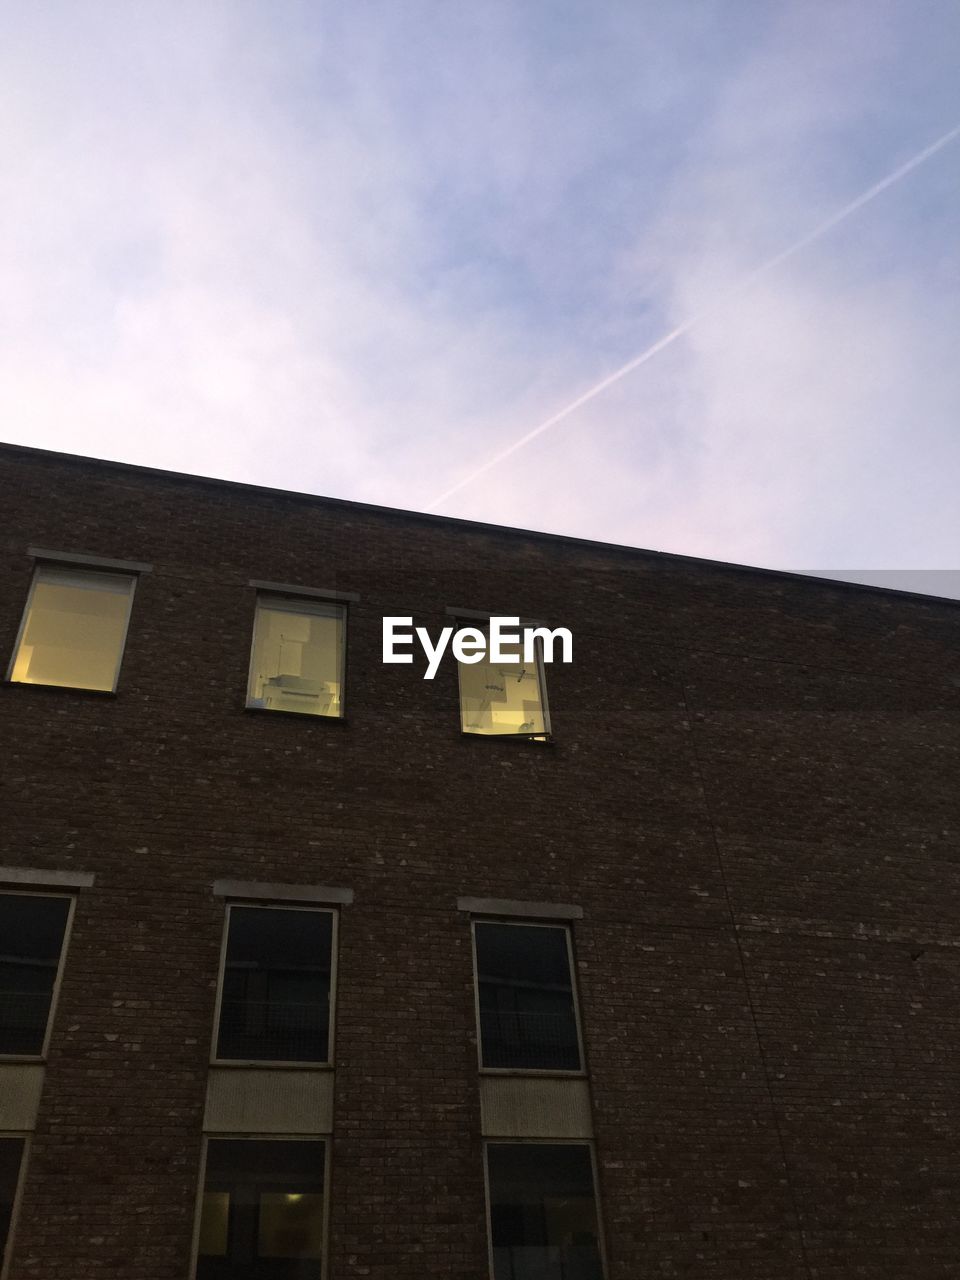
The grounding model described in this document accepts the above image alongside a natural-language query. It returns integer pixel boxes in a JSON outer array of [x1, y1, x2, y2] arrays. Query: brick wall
[[1, 442, 959, 1278]]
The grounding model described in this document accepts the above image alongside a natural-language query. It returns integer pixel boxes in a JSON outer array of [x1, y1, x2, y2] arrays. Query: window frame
[[0, 891, 76, 1063], [470, 918, 586, 1077], [454, 620, 552, 741], [245, 592, 348, 721], [190, 1133, 331, 1280], [210, 902, 339, 1070], [482, 1138, 607, 1280], [5, 562, 138, 695]]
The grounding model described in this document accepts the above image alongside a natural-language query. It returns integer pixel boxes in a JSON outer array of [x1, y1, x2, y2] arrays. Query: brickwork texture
[[1, 443, 959, 1278]]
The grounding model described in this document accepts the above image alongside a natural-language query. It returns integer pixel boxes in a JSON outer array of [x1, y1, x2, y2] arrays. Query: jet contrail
[[428, 121, 960, 511]]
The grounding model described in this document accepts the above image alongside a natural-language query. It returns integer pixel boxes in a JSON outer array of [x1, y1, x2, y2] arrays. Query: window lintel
[[0, 865, 94, 889], [458, 896, 582, 920], [249, 579, 359, 603], [212, 879, 353, 906], [27, 547, 152, 573]]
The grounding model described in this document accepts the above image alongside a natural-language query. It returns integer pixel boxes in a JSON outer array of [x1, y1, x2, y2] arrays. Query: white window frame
[[482, 1138, 607, 1280], [0, 891, 76, 1063], [210, 902, 339, 1069], [455, 621, 552, 740], [190, 1133, 331, 1280], [470, 918, 586, 1077], [245, 593, 347, 719], [5, 563, 138, 694]]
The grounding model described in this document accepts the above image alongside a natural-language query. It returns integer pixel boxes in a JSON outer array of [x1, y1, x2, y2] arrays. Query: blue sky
[[2, 2, 959, 589]]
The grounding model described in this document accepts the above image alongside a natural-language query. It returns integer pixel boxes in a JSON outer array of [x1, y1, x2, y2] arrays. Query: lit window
[[0, 894, 72, 1056], [473, 921, 582, 1072], [8, 565, 135, 692], [215, 906, 334, 1065], [1, 1137, 26, 1271], [486, 1142, 605, 1280], [247, 595, 345, 717], [196, 1138, 326, 1279], [458, 626, 548, 738]]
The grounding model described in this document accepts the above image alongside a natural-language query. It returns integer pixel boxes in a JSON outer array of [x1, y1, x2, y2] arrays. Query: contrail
[[428, 121, 960, 511]]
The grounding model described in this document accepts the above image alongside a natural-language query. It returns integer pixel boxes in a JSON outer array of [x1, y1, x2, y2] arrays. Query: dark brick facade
[[1, 441, 959, 1279]]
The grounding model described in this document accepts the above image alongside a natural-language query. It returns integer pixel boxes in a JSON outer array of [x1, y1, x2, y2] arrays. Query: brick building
[[1, 440, 959, 1280]]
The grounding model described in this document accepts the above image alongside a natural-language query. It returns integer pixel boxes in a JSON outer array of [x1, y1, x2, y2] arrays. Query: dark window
[[487, 1143, 604, 1280], [0, 894, 71, 1055], [474, 922, 581, 1071], [216, 907, 333, 1064], [196, 1138, 325, 1280], [1, 1137, 25, 1269]]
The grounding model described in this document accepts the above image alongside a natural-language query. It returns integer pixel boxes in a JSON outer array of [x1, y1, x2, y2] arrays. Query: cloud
[[428, 3, 960, 574], [0, 2, 958, 584]]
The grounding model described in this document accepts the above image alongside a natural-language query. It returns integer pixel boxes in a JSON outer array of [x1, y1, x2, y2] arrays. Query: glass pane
[[475, 923, 581, 1071], [198, 1140, 324, 1280], [10, 567, 134, 691], [0, 894, 71, 1055], [247, 599, 343, 717], [258, 1193, 324, 1258], [459, 631, 546, 736], [487, 1144, 604, 1280], [0, 1138, 25, 1264], [216, 908, 332, 1063]]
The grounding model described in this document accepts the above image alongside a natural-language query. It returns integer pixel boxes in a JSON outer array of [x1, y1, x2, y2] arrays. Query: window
[[1, 1137, 26, 1273], [458, 625, 548, 738], [215, 906, 335, 1065], [485, 1142, 604, 1280], [473, 921, 582, 1072], [246, 596, 345, 717], [7, 565, 135, 692], [196, 1138, 326, 1280], [0, 894, 72, 1057]]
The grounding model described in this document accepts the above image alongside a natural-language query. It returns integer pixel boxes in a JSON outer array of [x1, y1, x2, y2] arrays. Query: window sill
[[210, 1058, 334, 1070], [478, 1067, 587, 1078], [3, 680, 117, 698], [460, 731, 554, 745], [0, 1053, 46, 1064], [243, 705, 348, 723]]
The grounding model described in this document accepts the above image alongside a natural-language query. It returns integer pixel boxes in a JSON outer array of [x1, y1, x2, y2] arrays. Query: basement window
[[472, 921, 583, 1072], [485, 1142, 605, 1280], [214, 905, 335, 1066], [458, 625, 549, 738], [196, 1138, 326, 1279], [0, 893, 72, 1057], [7, 565, 136, 692], [246, 595, 345, 717]]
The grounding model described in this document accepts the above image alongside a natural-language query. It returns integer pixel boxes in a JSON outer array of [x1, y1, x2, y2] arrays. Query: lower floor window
[[196, 1138, 326, 1279], [1, 1136, 26, 1270], [486, 1142, 605, 1280]]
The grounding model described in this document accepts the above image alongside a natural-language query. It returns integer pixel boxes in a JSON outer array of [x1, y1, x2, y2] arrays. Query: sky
[[2, 2, 959, 591]]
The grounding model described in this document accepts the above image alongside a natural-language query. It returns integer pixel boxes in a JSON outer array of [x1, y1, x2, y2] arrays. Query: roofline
[[2, 440, 957, 609]]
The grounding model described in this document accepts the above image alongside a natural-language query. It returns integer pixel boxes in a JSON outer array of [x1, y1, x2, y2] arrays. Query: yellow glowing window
[[458, 627, 549, 738], [8, 565, 135, 692], [247, 596, 345, 717]]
